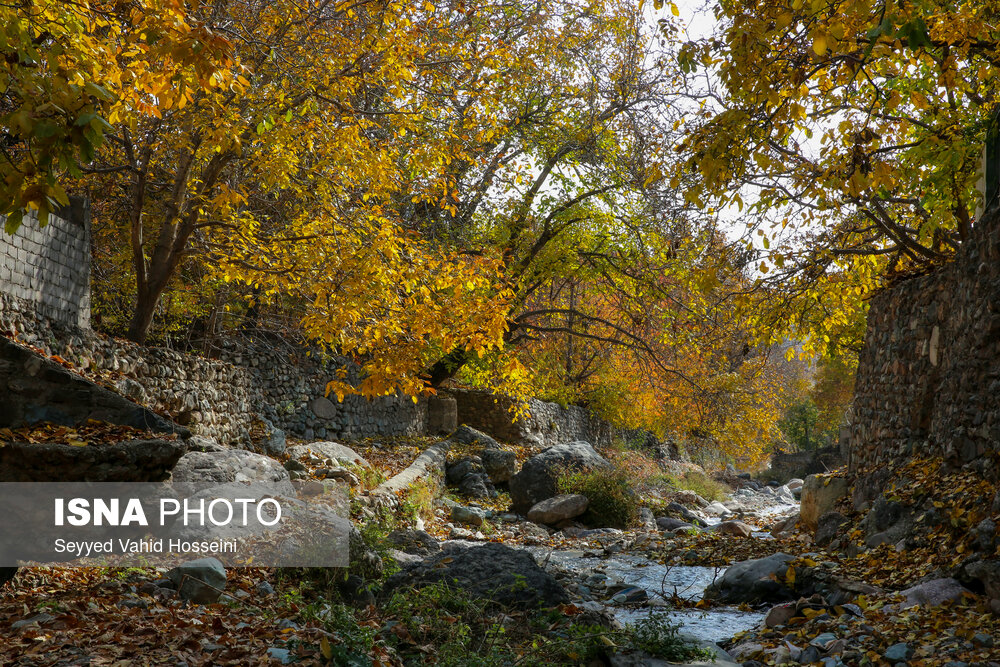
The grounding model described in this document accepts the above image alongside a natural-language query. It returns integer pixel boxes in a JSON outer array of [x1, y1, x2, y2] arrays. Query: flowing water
[[530, 548, 765, 643]]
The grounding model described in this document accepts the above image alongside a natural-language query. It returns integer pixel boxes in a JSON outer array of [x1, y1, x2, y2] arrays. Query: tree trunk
[[127, 287, 161, 345]]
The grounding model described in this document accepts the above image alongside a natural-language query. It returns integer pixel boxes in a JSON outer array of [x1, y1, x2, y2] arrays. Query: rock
[[703, 553, 795, 604], [770, 513, 799, 538], [800, 475, 850, 532], [786, 478, 804, 493], [716, 520, 753, 537], [958, 558, 1000, 601], [638, 507, 656, 530], [656, 517, 693, 532], [186, 436, 226, 453], [480, 448, 517, 484], [609, 585, 647, 604], [527, 494, 589, 525], [382, 542, 569, 610], [0, 439, 185, 483], [167, 558, 227, 604], [799, 646, 821, 664], [674, 490, 710, 508], [310, 397, 338, 420], [389, 549, 423, 568], [449, 425, 500, 450], [255, 581, 275, 596], [974, 518, 997, 553], [286, 441, 370, 468], [449, 526, 476, 540], [259, 417, 286, 456], [509, 441, 610, 513], [458, 472, 496, 499], [898, 578, 971, 609], [11, 613, 54, 630], [283, 459, 307, 472], [519, 522, 551, 539], [883, 642, 914, 663], [703, 501, 730, 516], [386, 529, 441, 555], [451, 505, 488, 526], [814, 511, 848, 547], [666, 502, 706, 526], [764, 602, 796, 627], [447, 457, 483, 485], [170, 449, 294, 495]]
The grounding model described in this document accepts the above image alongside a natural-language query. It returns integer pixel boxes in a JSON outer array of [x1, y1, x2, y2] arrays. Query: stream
[[530, 548, 764, 643], [525, 494, 801, 644]]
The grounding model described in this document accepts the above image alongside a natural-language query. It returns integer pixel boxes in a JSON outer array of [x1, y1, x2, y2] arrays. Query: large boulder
[[0, 438, 186, 482], [480, 448, 517, 484], [449, 425, 500, 450], [897, 578, 972, 610], [704, 553, 796, 604], [285, 442, 370, 468], [800, 475, 850, 532], [527, 494, 589, 525], [382, 542, 568, 610], [509, 441, 610, 514], [863, 495, 916, 548], [814, 511, 848, 547], [170, 449, 295, 495], [167, 558, 227, 604]]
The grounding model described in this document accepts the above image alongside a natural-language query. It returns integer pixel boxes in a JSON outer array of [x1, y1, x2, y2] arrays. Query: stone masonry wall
[[452, 388, 677, 454], [214, 339, 428, 442], [0, 201, 91, 329], [0, 292, 255, 444], [0, 293, 429, 444], [851, 207, 1000, 478]]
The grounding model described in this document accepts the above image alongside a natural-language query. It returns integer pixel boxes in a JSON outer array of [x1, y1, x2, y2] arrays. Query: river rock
[[703, 501, 730, 516], [509, 441, 610, 513], [716, 520, 753, 537], [814, 511, 848, 547], [764, 602, 796, 627], [674, 490, 710, 508], [386, 529, 440, 556], [527, 494, 589, 525], [451, 505, 488, 526], [656, 517, 693, 532], [897, 578, 971, 609], [800, 475, 849, 531], [382, 542, 568, 609], [286, 442, 370, 468], [480, 448, 517, 483], [770, 513, 799, 538], [704, 553, 795, 604], [170, 449, 294, 495], [167, 558, 227, 604]]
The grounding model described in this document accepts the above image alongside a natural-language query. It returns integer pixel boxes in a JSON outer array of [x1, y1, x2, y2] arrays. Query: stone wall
[[214, 339, 430, 441], [0, 200, 91, 329], [0, 292, 255, 444], [452, 389, 676, 454], [0, 293, 435, 444], [851, 207, 1000, 478]]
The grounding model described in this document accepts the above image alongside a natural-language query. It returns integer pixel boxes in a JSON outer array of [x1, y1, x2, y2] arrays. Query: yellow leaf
[[812, 35, 828, 56]]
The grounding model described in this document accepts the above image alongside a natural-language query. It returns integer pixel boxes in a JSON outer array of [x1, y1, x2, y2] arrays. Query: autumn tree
[[671, 0, 999, 355]]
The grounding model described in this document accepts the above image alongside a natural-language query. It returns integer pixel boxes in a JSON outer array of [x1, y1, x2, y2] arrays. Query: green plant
[[557, 466, 639, 529], [400, 477, 438, 523], [627, 613, 716, 662], [678, 471, 730, 503], [382, 583, 512, 666]]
